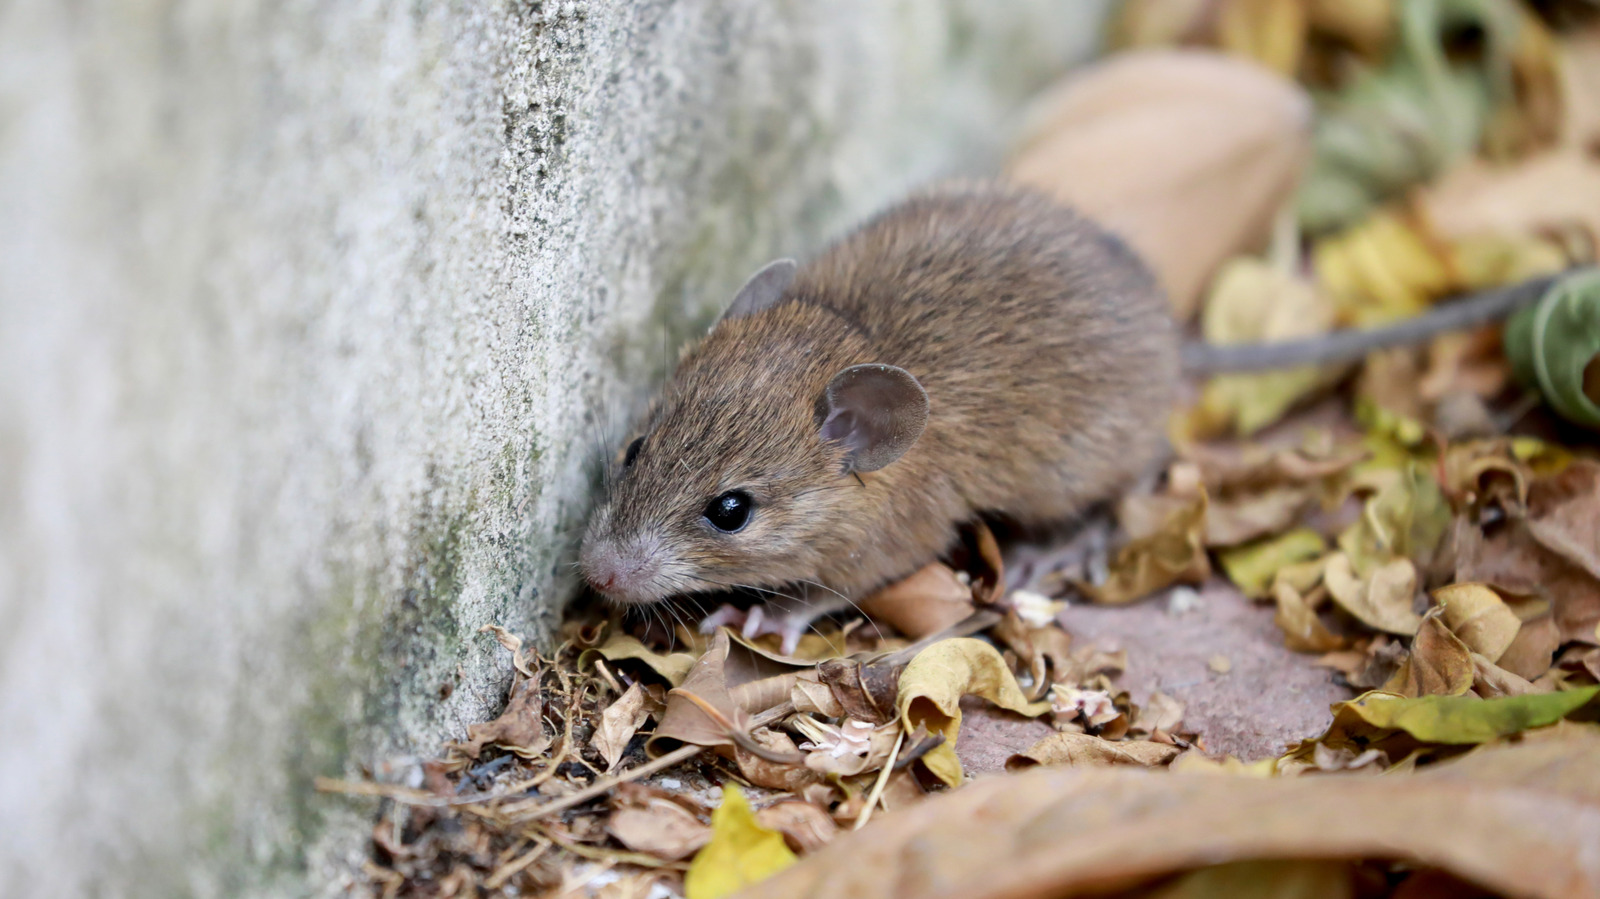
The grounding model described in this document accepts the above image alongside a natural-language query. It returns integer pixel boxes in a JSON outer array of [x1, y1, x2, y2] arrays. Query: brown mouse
[[580, 181, 1179, 646]]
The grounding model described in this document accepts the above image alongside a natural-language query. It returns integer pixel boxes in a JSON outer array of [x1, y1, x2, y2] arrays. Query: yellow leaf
[[1314, 211, 1454, 327], [1324, 552, 1422, 636], [1434, 583, 1521, 663], [1218, 0, 1308, 76], [896, 638, 1051, 786], [1218, 528, 1326, 598], [684, 784, 796, 899], [1447, 233, 1568, 290], [1336, 461, 1449, 577], [1196, 258, 1338, 436]]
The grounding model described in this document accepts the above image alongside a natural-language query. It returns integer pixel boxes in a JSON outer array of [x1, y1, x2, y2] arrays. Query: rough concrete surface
[[0, 1, 1109, 894]]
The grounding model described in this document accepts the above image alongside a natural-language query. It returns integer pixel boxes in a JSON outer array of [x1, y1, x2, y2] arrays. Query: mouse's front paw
[[697, 603, 750, 635], [696, 603, 817, 656]]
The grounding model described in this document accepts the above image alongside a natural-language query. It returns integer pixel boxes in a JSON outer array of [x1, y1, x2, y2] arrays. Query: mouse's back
[[581, 182, 1177, 613], [793, 182, 1178, 524]]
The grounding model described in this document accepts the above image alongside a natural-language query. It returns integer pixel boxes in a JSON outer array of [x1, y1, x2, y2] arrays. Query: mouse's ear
[[820, 364, 929, 473], [719, 258, 797, 323]]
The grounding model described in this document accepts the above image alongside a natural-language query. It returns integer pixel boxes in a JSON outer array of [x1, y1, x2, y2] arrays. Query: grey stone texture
[[0, 0, 1106, 894]]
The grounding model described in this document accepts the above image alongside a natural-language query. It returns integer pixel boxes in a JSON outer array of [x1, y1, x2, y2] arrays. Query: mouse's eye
[[623, 436, 644, 468], [703, 490, 753, 533]]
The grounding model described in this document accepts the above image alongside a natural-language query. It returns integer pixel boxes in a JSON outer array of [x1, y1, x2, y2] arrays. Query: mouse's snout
[[579, 532, 667, 604]]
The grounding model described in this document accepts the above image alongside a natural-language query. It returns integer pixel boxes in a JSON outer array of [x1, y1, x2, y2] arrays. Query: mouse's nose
[[579, 536, 663, 602]]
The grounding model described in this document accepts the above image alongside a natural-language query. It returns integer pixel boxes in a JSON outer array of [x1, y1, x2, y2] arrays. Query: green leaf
[[1342, 686, 1600, 744], [1505, 268, 1600, 429], [1218, 528, 1327, 598]]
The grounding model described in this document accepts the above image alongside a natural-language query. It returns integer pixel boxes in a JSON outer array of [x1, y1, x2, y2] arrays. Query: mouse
[[579, 181, 1179, 650]]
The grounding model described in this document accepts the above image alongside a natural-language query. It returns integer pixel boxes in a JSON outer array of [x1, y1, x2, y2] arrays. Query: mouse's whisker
[[796, 578, 886, 644]]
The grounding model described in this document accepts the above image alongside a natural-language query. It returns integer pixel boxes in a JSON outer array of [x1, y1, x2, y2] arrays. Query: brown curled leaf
[[857, 563, 975, 640], [592, 681, 651, 772], [1382, 610, 1475, 699], [449, 672, 549, 760], [649, 629, 813, 756]]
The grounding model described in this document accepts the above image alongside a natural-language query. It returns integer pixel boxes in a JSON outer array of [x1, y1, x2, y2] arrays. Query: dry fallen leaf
[[592, 681, 651, 772], [1080, 483, 1211, 605], [1455, 461, 1600, 647], [1134, 690, 1186, 735], [608, 792, 711, 861], [895, 638, 1051, 785], [1561, 24, 1600, 153], [1008, 49, 1312, 318], [1382, 610, 1474, 698], [650, 630, 813, 756], [1434, 582, 1521, 663], [745, 729, 1600, 899], [1005, 732, 1181, 771], [1416, 149, 1600, 253], [1273, 577, 1348, 654], [451, 672, 550, 760], [580, 630, 698, 687], [1106, 0, 1217, 51], [858, 563, 975, 639], [753, 801, 838, 856], [1324, 552, 1422, 636], [1216, 0, 1306, 76]]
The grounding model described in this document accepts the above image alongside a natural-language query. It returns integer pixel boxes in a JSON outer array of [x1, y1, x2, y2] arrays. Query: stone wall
[[0, 1, 1106, 894]]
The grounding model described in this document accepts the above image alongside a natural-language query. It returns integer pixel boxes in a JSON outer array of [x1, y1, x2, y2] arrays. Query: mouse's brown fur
[[581, 181, 1177, 614]]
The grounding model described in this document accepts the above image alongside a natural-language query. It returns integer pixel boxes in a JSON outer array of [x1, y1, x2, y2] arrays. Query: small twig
[[855, 726, 906, 832], [498, 744, 703, 822], [891, 732, 945, 771], [316, 777, 531, 809], [362, 861, 404, 899], [525, 666, 586, 790], [483, 839, 551, 890], [670, 690, 805, 763], [531, 823, 691, 871]]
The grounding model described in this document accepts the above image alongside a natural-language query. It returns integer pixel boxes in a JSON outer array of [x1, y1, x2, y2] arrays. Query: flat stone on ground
[[956, 580, 1350, 773]]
